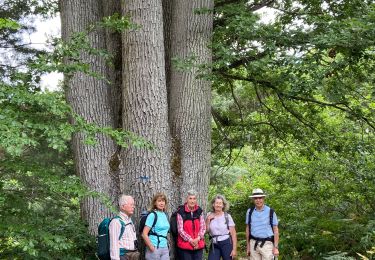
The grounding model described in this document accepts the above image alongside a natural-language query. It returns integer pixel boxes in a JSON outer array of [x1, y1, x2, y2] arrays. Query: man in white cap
[[245, 188, 279, 260]]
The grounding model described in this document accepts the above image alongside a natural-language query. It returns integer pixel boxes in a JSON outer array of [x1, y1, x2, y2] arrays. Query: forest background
[[0, 0, 374, 259]]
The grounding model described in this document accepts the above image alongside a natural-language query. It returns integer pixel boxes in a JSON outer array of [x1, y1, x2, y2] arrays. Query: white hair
[[187, 189, 197, 197], [118, 194, 133, 207], [211, 194, 230, 212]]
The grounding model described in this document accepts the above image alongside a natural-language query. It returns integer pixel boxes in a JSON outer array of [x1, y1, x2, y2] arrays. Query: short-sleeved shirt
[[145, 210, 170, 248], [207, 212, 235, 242], [245, 205, 278, 238]]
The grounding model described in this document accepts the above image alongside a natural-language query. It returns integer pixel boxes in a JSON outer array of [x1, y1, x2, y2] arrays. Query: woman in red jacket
[[176, 190, 206, 260]]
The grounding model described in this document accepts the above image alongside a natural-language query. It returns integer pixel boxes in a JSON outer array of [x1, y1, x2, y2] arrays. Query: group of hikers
[[106, 188, 279, 260]]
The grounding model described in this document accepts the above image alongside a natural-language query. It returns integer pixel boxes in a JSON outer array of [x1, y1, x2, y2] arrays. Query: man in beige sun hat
[[245, 188, 279, 260]]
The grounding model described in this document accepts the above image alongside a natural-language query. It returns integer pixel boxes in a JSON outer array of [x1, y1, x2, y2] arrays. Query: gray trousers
[[145, 247, 170, 260]]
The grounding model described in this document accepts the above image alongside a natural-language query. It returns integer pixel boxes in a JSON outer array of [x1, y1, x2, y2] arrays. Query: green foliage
[[0, 152, 96, 259], [210, 1, 375, 259], [101, 13, 137, 32], [0, 2, 154, 259], [211, 141, 375, 258], [0, 18, 20, 30]]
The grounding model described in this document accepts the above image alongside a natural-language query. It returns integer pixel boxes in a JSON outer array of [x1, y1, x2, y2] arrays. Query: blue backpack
[[97, 216, 128, 260]]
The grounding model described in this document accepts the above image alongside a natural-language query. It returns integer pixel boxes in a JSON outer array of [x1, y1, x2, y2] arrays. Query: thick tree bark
[[103, 0, 122, 130], [120, 0, 173, 217], [162, 0, 172, 106], [102, 0, 123, 196], [59, 0, 213, 245], [60, 0, 120, 234], [168, 0, 213, 210]]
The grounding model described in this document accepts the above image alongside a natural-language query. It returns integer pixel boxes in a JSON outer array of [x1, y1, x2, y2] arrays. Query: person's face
[[155, 198, 166, 211], [186, 195, 197, 208], [253, 196, 265, 208], [121, 197, 135, 216], [213, 199, 224, 213]]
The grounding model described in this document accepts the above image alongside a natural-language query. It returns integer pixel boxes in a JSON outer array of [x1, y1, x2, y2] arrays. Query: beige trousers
[[250, 240, 274, 260]]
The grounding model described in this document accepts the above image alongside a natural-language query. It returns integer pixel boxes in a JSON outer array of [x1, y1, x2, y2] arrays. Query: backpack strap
[[148, 211, 168, 249], [247, 207, 275, 241], [209, 212, 231, 239], [269, 208, 274, 228], [149, 211, 158, 230], [113, 216, 132, 240], [247, 206, 255, 229], [224, 212, 229, 231]]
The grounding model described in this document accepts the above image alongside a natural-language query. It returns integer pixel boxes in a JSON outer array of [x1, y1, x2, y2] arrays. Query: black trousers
[[208, 238, 232, 260], [177, 248, 203, 260]]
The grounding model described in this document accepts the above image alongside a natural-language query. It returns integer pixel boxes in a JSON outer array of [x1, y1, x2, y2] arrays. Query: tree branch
[[219, 72, 375, 130], [255, 85, 273, 112], [248, 0, 276, 12]]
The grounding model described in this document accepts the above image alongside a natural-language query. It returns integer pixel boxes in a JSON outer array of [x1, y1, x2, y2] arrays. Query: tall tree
[[168, 0, 213, 209], [120, 0, 173, 210], [59, 0, 213, 235], [60, 0, 121, 234]]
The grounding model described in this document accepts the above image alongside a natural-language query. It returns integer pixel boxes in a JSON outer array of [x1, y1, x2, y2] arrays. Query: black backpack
[[169, 205, 183, 239], [139, 210, 168, 248], [139, 210, 157, 235]]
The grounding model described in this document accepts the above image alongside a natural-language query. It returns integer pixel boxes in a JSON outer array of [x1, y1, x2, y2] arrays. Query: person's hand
[[273, 247, 279, 256], [207, 213, 215, 222], [149, 245, 156, 252], [189, 238, 197, 247], [230, 249, 237, 257], [246, 244, 251, 256]]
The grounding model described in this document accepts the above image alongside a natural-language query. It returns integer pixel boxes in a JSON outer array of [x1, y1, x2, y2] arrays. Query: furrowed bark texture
[[102, 0, 123, 196], [121, 0, 173, 218], [60, 0, 120, 234], [103, 0, 122, 130], [168, 0, 213, 210], [59, 0, 213, 244]]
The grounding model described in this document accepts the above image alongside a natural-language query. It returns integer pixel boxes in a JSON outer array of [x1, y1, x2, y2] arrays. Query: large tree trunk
[[59, 0, 213, 247], [168, 0, 213, 210], [60, 0, 120, 235], [120, 0, 173, 217]]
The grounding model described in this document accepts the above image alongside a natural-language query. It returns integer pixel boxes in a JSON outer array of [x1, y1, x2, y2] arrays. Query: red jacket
[[177, 204, 205, 250]]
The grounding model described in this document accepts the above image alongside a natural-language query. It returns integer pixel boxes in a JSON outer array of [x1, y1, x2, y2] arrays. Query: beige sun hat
[[249, 188, 267, 198]]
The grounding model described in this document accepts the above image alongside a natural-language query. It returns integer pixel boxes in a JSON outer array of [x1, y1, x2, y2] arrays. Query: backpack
[[208, 212, 230, 241], [97, 216, 129, 260], [139, 210, 168, 248], [247, 206, 275, 233], [139, 210, 157, 235], [169, 205, 183, 239]]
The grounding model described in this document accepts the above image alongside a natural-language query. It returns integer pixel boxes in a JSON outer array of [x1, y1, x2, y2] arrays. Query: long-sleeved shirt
[[177, 210, 206, 241], [109, 212, 137, 260]]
